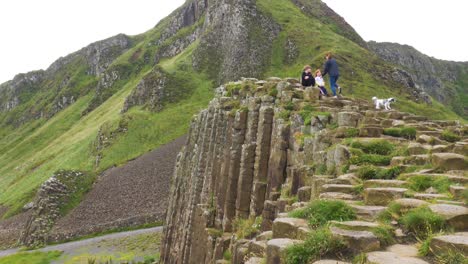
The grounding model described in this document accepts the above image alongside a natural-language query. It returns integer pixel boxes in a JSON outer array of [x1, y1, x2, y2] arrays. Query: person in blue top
[[322, 52, 342, 98]]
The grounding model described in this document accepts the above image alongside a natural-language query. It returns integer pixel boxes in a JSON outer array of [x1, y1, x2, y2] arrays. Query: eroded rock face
[[19, 170, 86, 247]]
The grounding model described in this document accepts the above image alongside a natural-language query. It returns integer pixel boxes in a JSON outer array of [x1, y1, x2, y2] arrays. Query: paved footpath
[[0, 226, 163, 258]]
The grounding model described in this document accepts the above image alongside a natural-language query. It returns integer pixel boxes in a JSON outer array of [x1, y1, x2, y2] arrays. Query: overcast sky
[[0, 0, 467, 84]]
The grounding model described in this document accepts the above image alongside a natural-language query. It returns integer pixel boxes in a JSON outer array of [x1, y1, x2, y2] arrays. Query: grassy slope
[[257, 0, 461, 121], [0, 0, 463, 218]]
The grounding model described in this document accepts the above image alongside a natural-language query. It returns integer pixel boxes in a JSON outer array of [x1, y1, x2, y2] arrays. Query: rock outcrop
[[368, 41, 468, 118], [19, 170, 88, 247], [160, 78, 468, 263]]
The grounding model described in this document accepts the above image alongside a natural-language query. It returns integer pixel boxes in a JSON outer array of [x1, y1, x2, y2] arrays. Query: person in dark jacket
[[322, 52, 341, 97], [301, 65, 315, 87]]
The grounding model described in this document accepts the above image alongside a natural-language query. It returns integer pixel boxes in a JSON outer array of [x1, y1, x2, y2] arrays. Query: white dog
[[372, 97, 395, 110]]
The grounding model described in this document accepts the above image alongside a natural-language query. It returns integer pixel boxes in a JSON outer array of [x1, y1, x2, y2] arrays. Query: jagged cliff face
[[0, 34, 131, 125], [368, 41, 468, 118], [160, 78, 468, 264]]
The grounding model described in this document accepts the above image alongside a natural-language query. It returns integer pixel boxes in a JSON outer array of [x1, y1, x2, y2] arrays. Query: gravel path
[[50, 136, 186, 241], [0, 226, 163, 258]]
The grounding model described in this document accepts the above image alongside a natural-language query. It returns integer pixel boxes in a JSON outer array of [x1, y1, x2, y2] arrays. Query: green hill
[[0, 0, 463, 221]]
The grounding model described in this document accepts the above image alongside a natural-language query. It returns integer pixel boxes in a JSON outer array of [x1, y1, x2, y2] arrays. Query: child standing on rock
[[315, 69, 329, 96], [301, 65, 315, 87]]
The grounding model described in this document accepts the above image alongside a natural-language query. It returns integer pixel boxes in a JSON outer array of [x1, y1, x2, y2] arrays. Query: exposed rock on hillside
[[160, 78, 467, 263], [368, 41, 468, 117], [20, 170, 88, 247]]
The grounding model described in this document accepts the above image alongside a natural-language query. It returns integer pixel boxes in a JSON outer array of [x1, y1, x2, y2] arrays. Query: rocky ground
[[160, 78, 468, 264], [50, 136, 186, 242]]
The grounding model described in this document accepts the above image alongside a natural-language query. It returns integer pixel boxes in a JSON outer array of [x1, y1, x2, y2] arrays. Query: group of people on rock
[[301, 52, 342, 98]]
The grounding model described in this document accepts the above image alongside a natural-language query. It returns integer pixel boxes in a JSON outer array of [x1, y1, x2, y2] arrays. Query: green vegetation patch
[[289, 200, 356, 228], [357, 165, 401, 180], [285, 227, 345, 264], [440, 130, 461, 143], [405, 175, 453, 194], [383, 127, 417, 140], [400, 207, 447, 239], [350, 140, 395, 156], [0, 251, 61, 264], [233, 217, 262, 239]]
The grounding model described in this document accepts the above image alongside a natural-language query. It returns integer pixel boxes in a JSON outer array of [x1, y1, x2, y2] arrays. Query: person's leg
[[336, 76, 342, 94], [329, 76, 337, 96]]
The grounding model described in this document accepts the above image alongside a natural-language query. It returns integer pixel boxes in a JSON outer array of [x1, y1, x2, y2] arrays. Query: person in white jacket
[[315, 69, 329, 96]]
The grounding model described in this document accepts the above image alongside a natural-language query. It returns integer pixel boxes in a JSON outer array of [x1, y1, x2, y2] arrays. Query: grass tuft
[[400, 207, 447, 239], [288, 200, 356, 228], [285, 227, 345, 264]]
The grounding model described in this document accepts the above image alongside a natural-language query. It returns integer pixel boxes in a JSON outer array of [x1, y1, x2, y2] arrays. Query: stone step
[[416, 130, 442, 138], [321, 184, 356, 194], [393, 198, 429, 211], [349, 204, 387, 221], [245, 257, 264, 264], [413, 193, 449, 200], [312, 260, 350, 264], [364, 187, 407, 206], [297, 186, 312, 202], [319, 192, 356, 201], [363, 179, 406, 189], [366, 251, 429, 264], [390, 155, 430, 166], [450, 185, 466, 200], [266, 239, 302, 264], [330, 226, 380, 253], [329, 173, 361, 185], [417, 134, 445, 145], [330, 220, 379, 232], [429, 204, 468, 231], [272, 218, 310, 240], [430, 232, 468, 255], [431, 153, 468, 171], [385, 244, 419, 257]]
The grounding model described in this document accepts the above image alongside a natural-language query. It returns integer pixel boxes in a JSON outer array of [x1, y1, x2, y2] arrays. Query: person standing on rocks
[[301, 65, 315, 87], [322, 52, 342, 98]]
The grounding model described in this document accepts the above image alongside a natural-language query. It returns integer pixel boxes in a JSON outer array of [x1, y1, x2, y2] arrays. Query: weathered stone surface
[[245, 257, 265, 264], [429, 204, 468, 230], [431, 153, 468, 171], [332, 174, 361, 186], [430, 232, 468, 255], [407, 143, 427, 155], [393, 199, 429, 211], [304, 87, 321, 102], [256, 231, 273, 241], [364, 188, 407, 206], [385, 244, 419, 257], [359, 126, 383, 137], [312, 260, 350, 264], [337, 112, 361, 127], [249, 240, 267, 257], [330, 220, 379, 231], [330, 226, 380, 253], [363, 180, 406, 189], [414, 193, 449, 200], [350, 204, 387, 221], [450, 185, 466, 200], [272, 218, 309, 239], [366, 251, 429, 264], [319, 192, 355, 201], [297, 186, 312, 202], [322, 184, 355, 194], [266, 239, 301, 264]]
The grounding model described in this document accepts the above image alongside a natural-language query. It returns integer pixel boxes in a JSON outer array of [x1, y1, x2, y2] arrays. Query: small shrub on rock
[[406, 175, 452, 193], [350, 154, 392, 166], [288, 200, 356, 228], [285, 227, 345, 264], [357, 166, 401, 180], [400, 207, 447, 239], [383, 127, 416, 140], [441, 130, 461, 143], [350, 140, 395, 155], [232, 217, 262, 239]]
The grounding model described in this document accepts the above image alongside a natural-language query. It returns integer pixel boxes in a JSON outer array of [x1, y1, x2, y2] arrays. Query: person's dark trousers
[[329, 75, 339, 96]]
